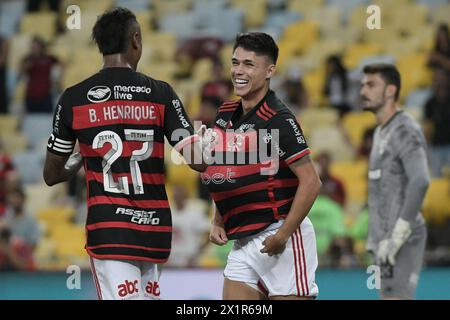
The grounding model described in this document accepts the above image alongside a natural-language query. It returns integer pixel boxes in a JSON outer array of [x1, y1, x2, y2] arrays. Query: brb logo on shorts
[[117, 279, 139, 298], [87, 86, 111, 103]]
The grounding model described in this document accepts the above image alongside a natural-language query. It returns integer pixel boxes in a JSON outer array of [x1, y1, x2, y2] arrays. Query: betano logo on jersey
[[87, 85, 152, 103], [87, 86, 111, 103]]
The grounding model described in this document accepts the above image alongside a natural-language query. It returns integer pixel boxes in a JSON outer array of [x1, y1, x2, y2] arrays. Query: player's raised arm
[[163, 83, 208, 172]]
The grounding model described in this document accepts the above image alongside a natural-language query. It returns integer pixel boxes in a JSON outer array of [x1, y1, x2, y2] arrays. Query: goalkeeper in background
[[360, 64, 430, 299]]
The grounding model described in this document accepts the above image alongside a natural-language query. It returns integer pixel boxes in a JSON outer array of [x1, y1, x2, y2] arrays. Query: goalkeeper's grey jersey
[[367, 111, 429, 252]]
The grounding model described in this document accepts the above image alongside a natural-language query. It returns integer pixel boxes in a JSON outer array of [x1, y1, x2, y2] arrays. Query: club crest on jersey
[[87, 85, 111, 103]]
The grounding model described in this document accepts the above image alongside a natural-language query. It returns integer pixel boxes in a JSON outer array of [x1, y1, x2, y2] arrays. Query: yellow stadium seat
[[298, 108, 339, 135], [302, 39, 345, 71], [343, 42, 382, 69], [139, 61, 177, 83], [341, 112, 377, 148], [288, 0, 324, 16], [0, 133, 28, 155], [322, 25, 363, 46], [166, 161, 199, 198], [390, 5, 429, 36], [397, 53, 432, 99], [231, 0, 267, 28], [330, 160, 368, 205], [7, 34, 32, 72], [153, 0, 191, 19], [308, 126, 356, 162], [305, 6, 342, 35], [76, 0, 113, 12], [423, 178, 450, 224], [36, 206, 76, 229], [21, 12, 57, 42], [432, 4, 450, 25], [282, 21, 320, 55], [0, 115, 19, 134], [141, 32, 177, 63], [303, 66, 326, 107]]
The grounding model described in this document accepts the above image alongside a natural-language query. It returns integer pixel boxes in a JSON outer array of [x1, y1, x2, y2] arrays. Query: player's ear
[[385, 84, 397, 100], [131, 31, 140, 50], [266, 64, 276, 80]]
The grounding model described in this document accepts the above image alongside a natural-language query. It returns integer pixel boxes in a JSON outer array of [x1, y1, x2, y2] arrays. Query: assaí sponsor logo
[[115, 207, 160, 225], [87, 86, 111, 103], [117, 279, 139, 298]]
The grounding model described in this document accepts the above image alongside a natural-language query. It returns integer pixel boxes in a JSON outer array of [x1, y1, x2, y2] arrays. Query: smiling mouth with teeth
[[234, 79, 249, 86]]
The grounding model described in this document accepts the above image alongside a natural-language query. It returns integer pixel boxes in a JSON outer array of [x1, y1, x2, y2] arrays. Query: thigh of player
[[90, 257, 143, 300], [259, 218, 319, 299], [223, 238, 264, 299]]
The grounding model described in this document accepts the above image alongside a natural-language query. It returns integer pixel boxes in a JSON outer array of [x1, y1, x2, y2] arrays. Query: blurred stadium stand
[[0, 0, 449, 299]]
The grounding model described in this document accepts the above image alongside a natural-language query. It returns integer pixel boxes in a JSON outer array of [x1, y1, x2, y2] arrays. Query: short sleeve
[[46, 91, 76, 156], [162, 83, 199, 152], [269, 113, 310, 165]]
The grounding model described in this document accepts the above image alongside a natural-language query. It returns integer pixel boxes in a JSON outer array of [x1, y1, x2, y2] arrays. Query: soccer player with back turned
[[43, 8, 207, 300]]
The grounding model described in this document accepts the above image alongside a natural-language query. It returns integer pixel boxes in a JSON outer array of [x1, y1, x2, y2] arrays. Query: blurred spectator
[[357, 126, 376, 160], [20, 36, 62, 113], [327, 236, 359, 268], [427, 23, 450, 73], [0, 222, 35, 271], [167, 185, 210, 267], [27, 0, 60, 12], [323, 55, 351, 117], [307, 194, 347, 259], [282, 67, 309, 114], [67, 170, 87, 225], [423, 68, 450, 177], [0, 140, 17, 217], [0, 34, 8, 113], [4, 188, 41, 249], [315, 152, 346, 208], [200, 58, 233, 104]]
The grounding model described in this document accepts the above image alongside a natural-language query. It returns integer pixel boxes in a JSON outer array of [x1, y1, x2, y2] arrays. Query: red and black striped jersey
[[202, 90, 310, 239], [47, 67, 198, 263]]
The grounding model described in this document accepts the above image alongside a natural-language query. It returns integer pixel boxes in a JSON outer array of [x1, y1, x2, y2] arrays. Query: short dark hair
[[363, 63, 401, 101], [92, 7, 138, 55], [233, 32, 279, 64]]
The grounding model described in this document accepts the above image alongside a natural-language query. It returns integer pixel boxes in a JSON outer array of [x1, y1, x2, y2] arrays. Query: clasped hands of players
[[197, 125, 218, 158], [377, 218, 412, 266]]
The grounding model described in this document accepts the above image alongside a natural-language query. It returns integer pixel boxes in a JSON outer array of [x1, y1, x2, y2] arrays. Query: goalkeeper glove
[[377, 218, 412, 266]]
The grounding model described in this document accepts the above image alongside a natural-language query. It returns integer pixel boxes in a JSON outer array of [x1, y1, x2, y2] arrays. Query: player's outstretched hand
[[209, 224, 228, 246], [260, 234, 287, 256]]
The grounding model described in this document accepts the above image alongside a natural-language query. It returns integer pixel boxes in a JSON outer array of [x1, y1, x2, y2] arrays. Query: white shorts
[[224, 218, 319, 298], [90, 257, 162, 300]]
